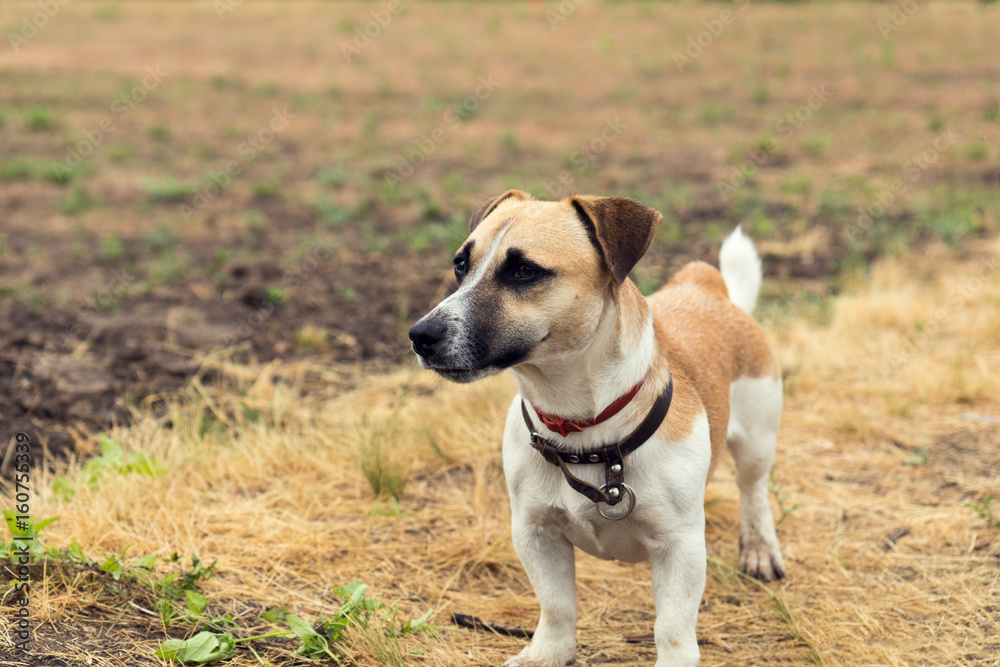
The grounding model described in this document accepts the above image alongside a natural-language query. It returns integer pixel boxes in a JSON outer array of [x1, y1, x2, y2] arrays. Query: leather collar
[[520, 378, 673, 512], [529, 379, 645, 437]]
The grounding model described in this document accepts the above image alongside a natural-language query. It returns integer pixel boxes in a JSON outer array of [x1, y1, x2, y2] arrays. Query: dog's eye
[[454, 257, 468, 278], [514, 265, 539, 280]]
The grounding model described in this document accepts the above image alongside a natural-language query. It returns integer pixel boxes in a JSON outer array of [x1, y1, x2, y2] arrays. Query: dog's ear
[[568, 196, 663, 284], [469, 190, 532, 232]]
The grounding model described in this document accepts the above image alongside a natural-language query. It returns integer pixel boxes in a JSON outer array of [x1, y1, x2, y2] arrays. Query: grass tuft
[[357, 418, 410, 501]]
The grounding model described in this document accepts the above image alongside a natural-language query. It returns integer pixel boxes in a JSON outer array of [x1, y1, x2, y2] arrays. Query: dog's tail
[[719, 226, 763, 316]]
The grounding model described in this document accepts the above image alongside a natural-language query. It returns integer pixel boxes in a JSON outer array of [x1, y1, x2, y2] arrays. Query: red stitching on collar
[[530, 379, 645, 437]]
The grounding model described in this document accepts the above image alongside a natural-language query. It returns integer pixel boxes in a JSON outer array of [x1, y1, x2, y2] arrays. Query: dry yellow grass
[[2, 239, 998, 665]]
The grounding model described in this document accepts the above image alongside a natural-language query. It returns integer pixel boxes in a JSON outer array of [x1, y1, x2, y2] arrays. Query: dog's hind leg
[[726, 374, 786, 581]]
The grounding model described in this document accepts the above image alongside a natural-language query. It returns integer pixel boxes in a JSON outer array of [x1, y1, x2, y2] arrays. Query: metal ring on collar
[[598, 483, 636, 521]]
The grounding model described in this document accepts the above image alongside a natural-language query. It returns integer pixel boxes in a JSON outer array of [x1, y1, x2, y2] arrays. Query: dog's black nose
[[409, 319, 446, 359]]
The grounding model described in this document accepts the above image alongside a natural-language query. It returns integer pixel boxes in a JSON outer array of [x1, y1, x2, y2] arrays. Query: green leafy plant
[[905, 446, 928, 467], [1, 525, 432, 666], [1, 511, 59, 559], [139, 177, 196, 203], [263, 285, 285, 306], [98, 234, 125, 261], [52, 433, 165, 498], [156, 579, 432, 665], [0, 160, 32, 181], [148, 123, 172, 141], [965, 495, 1000, 528], [41, 162, 75, 185], [25, 106, 54, 131], [157, 631, 237, 664], [252, 180, 280, 199], [55, 185, 97, 215]]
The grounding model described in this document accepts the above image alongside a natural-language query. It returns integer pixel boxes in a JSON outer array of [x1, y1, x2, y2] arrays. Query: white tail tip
[[719, 226, 763, 316]]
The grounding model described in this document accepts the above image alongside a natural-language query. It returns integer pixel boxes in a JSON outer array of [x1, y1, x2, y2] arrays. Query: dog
[[409, 190, 785, 666]]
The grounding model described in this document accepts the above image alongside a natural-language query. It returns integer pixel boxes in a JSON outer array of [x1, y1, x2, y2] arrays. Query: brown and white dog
[[409, 190, 785, 666]]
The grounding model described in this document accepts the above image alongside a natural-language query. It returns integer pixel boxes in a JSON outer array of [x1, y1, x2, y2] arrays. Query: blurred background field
[[0, 1, 998, 665]]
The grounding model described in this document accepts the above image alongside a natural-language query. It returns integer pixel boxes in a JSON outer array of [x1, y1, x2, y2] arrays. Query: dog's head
[[408, 190, 662, 383]]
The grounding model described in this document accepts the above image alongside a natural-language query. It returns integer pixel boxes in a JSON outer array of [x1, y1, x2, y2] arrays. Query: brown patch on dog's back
[[668, 261, 729, 301], [648, 262, 779, 480]]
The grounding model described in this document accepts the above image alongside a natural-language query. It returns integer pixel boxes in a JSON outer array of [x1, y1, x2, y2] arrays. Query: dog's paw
[[501, 644, 576, 667], [501, 658, 575, 667], [738, 532, 786, 582]]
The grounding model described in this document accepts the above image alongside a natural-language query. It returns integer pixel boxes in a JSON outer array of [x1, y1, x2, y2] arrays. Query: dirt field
[[0, 1, 998, 665]]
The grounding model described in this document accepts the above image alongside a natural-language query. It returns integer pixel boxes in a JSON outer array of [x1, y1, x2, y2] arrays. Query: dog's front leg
[[504, 519, 577, 667], [649, 530, 707, 667]]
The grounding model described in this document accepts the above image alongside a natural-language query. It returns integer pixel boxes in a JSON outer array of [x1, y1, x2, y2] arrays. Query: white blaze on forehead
[[461, 217, 517, 289]]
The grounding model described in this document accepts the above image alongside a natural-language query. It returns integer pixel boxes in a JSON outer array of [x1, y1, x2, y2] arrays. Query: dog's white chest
[[558, 506, 650, 562]]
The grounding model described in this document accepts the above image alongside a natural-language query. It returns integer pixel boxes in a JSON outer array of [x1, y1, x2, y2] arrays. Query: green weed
[[1, 511, 59, 560], [252, 179, 280, 199], [780, 175, 812, 195], [800, 134, 830, 158], [357, 419, 409, 500], [209, 75, 232, 91], [51, 433, 165, 498], [41, 162, 75, 185], [700, 103, 735, 126], [984, 99, 999, 121], [253, 81, 282, 98], [147, 250, 194, 284], [317, 164, 351, 189], [905, 446, 928, 467], [24, 106, 54, 131], [108, 145, 132, 163], [965, 495, 999, 528], [144, 223, 180, 250], [55, 185, 97, 215], [315, 195, 351, 228], [769, 465, 804, 524], [968, 140, 989, 162], [0, 160, 32, 181], [97, 234, 125, 262], [148, 123, 172, 141], [500, 127, 520, 153], [154, 578, 432, 665], [264, 285, 285, 306], [140, 177, 196, 203]]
